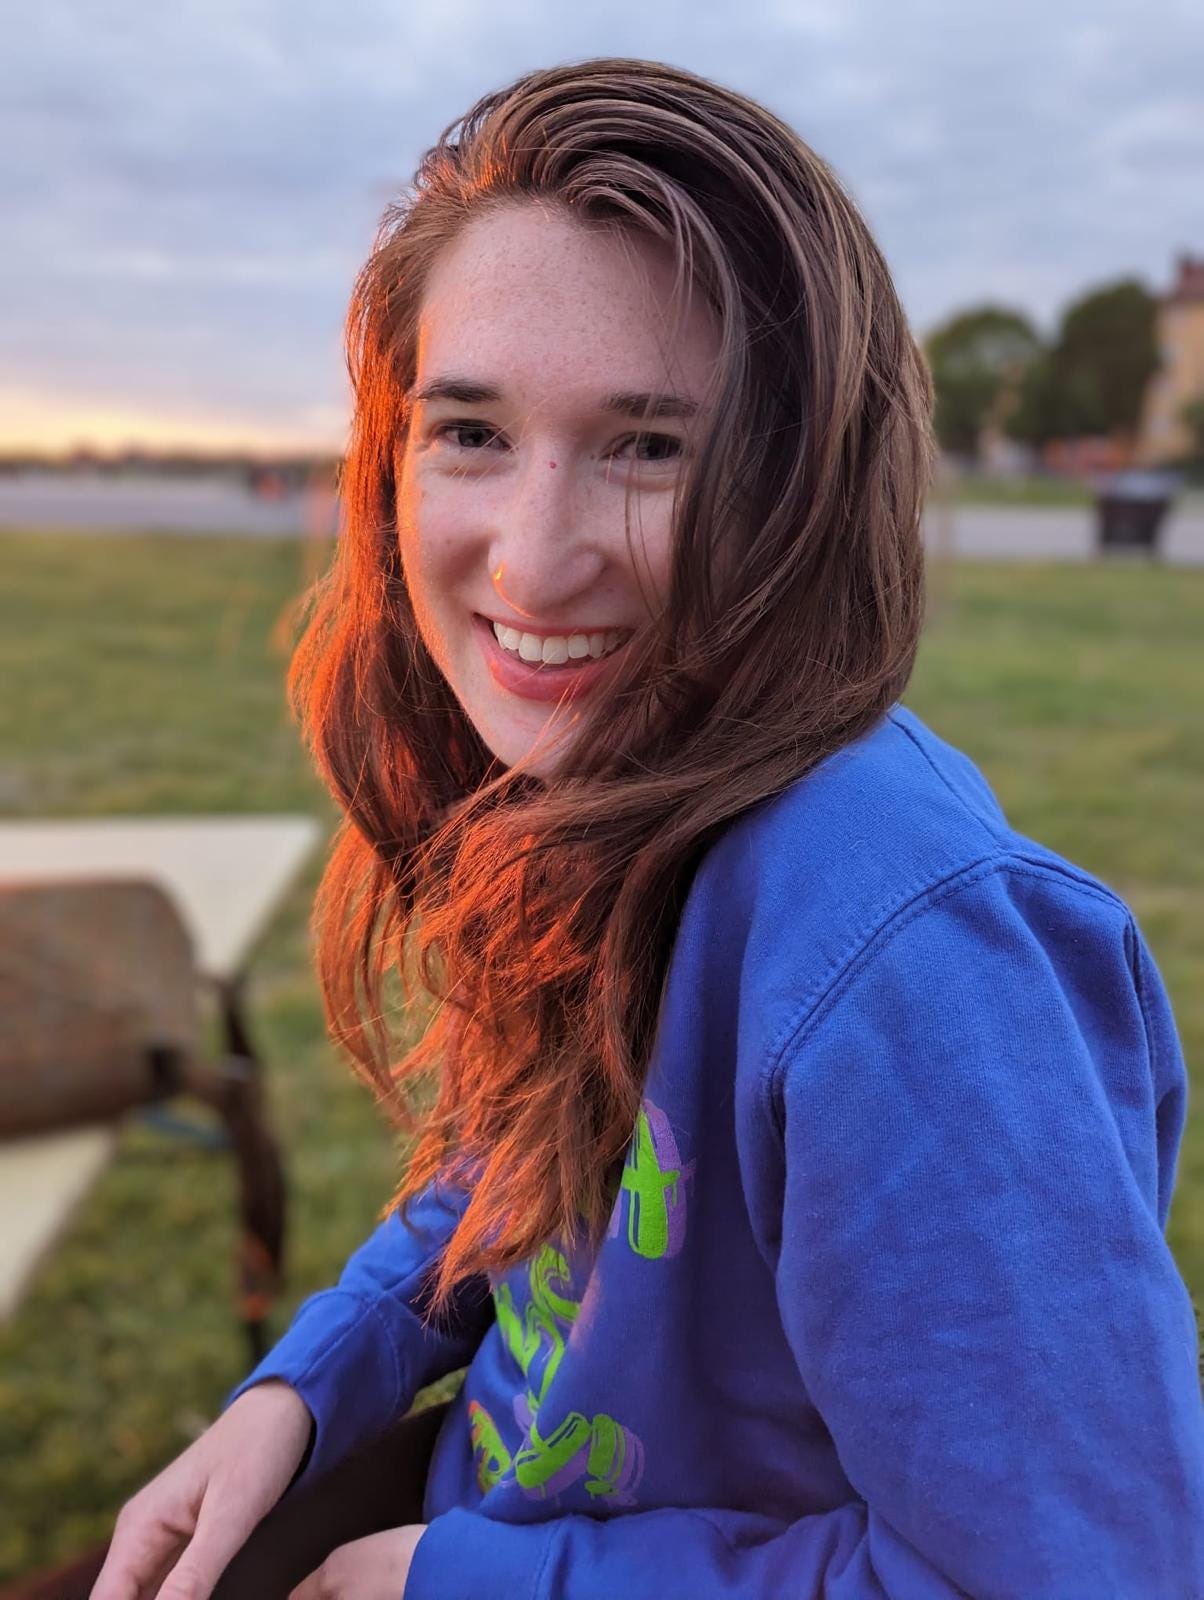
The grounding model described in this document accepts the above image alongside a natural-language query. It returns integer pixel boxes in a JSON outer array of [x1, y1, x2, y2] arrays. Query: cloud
[[6, 0, 1203, 447]]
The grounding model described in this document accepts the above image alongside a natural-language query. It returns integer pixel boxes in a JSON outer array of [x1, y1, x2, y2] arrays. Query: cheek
[[396, 471, 459, 607], [406, 513, 475, 604], [398, 531, 451, 656], [624, 506, 676, 613], [396, 516, 488, 691], [395, 497, 448, 658]]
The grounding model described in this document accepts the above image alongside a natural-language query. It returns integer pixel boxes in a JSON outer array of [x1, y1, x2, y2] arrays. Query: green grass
[[947, 474, 1095, 507], [945, 473, 1204, 510], [0, 530, 1201, 1579]]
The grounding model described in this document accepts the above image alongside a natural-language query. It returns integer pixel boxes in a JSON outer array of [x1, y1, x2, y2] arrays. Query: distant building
[[1134, 252, 1204, 465]]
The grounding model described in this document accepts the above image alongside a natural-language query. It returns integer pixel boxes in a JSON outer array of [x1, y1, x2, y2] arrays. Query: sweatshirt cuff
[[222, 1289, 404, 1490], [404, 1506, 557, 1600]]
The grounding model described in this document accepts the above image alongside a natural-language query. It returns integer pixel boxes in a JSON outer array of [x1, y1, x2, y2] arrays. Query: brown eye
[[613, 433, 684, 463], [431, 421, 502, 451]]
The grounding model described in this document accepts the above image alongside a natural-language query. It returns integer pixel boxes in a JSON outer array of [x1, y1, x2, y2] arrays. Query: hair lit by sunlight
[[285, 57, 936, 1317]]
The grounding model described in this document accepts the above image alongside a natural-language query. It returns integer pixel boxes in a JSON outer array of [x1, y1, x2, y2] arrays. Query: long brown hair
[[289, 57, 936, 1315]]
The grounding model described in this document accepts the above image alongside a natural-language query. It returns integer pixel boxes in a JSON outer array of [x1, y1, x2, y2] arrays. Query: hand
[[288, 1525, 428, 1599], [90, 1379, 315, 1600]]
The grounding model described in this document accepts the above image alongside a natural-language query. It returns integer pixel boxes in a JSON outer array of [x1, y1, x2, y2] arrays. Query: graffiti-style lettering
[[467, 1096, 689, 1504], [514, 1410, 645, 1505], [468, 1399, 512, 1492], [607, 1099, 691, 1259]]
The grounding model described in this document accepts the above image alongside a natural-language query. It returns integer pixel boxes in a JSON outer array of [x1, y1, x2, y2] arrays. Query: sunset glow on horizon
[[0, 388, 348, 459]]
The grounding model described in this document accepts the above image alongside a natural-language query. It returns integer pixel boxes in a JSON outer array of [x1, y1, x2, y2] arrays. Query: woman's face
[[395, 202, 720, 779]]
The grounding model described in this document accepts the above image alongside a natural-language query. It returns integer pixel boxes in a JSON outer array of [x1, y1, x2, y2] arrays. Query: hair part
[[288, 56, 937, 1318]]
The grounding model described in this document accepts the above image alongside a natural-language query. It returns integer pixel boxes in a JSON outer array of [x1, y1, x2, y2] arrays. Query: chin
[[491, 725, 572, 782]]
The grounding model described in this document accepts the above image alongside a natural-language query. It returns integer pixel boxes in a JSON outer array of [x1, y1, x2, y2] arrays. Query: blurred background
[[2, 0, 1202, 1587]]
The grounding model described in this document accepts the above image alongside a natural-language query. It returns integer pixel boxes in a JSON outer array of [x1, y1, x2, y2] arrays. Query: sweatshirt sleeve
[[404, 862, 1204, 1599], [221, 1174, 493, 1491]]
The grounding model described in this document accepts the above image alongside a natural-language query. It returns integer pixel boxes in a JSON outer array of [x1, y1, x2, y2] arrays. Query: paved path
[[0, 471, 336, 538], [921, 501, 1204, 566], [2, 472, 1203, 564]]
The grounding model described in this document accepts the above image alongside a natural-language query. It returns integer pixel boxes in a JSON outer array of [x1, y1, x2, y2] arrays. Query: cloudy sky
[[5, 0, 1202, 452]]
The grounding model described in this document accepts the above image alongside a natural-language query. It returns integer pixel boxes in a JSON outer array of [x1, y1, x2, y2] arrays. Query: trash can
[[1094, 469, 1181, 558]]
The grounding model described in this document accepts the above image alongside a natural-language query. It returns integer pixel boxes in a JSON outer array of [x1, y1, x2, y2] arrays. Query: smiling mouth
[[471, 612, 636, 704], [474, 614, 633, 669]]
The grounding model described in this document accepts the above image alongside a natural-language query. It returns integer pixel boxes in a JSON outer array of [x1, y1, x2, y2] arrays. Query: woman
[[92, 57, 1204, 1599]]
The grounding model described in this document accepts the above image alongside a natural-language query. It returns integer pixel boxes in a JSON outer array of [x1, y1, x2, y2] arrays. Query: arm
[[222, 1173, 493, 1491], [405, 864, 1204, 1598]]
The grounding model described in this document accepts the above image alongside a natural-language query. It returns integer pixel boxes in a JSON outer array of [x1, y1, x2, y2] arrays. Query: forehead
[[413, 204, 719, 406]]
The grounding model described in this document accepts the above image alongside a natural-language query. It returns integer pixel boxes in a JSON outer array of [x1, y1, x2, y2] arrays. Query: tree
[[1006, 278, 1159, 447], [1007, 353, 1073, 448], [923, 306, 1043, 458]]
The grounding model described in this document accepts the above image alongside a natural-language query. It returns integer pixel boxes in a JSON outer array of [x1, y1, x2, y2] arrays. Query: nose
[[488, 449, 606, 618]]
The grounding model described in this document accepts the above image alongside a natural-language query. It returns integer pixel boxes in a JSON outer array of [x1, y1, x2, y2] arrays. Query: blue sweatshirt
[[225, 701, 1204, 1598]]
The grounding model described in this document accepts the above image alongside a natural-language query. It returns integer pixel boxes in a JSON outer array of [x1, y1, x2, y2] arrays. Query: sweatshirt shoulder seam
[[762, 852, 1128, 1138], [886, 706, 1004, 851], [1122, 911, 1159, 1108]]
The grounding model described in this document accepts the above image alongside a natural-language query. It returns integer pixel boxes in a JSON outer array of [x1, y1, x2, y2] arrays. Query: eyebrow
[[406, 375, 702, 420]]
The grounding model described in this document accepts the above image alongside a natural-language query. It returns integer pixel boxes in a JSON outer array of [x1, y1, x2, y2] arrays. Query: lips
[[472, 613, 629, 704]]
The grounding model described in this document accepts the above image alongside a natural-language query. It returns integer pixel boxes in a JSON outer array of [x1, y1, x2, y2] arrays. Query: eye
[[612, 432, 684, 464], [427, 422, 685, 464], [430, 421, 502, 452]]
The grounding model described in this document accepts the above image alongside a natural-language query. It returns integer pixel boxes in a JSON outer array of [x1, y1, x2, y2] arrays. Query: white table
[[0, 814, 322, 1320]]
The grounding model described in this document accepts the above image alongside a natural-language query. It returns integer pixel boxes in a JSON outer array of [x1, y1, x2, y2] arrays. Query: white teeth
[[491, 621, 628, 665]]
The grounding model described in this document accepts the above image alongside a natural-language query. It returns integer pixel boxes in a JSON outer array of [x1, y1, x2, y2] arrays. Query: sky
[[4, 0, 1202, 454]]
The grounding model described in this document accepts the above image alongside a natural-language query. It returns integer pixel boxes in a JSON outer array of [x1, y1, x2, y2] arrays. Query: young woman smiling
[[93, 56, 1204, 1600]]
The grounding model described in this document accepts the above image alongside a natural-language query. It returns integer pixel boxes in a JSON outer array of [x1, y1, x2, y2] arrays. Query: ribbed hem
[[222, 1289, 402, 1491]]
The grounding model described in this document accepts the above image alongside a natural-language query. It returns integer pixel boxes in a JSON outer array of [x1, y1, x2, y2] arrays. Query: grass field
[[1, 529, 1201, 1579], [945, 473, 1204, 509], [947, 474, 1094, 507]]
